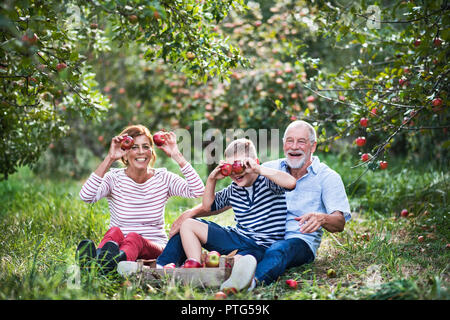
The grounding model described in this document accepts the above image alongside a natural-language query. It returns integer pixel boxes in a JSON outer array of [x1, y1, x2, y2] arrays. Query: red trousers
[[98, 227, 164, 261]]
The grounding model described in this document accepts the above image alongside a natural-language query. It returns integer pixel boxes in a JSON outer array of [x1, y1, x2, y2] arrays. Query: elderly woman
[[77, 124, 204, 273]]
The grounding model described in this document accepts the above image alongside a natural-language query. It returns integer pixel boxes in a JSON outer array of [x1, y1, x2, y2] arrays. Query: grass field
[[0, 153, 448, 300]]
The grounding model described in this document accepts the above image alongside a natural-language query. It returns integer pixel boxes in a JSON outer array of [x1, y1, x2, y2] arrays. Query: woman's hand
[[156, 132, 187, 167], [108, 135, 128, 161], [156, 132, 178, 157]]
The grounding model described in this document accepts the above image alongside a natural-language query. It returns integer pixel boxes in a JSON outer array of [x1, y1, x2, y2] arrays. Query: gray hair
[[282, 120, 317, 144]]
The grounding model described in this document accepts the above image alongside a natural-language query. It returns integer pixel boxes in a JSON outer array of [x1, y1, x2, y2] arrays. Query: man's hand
[[169, 209, 193, 238], [295, 213, 326, 233], [295, 211, 346, 233]]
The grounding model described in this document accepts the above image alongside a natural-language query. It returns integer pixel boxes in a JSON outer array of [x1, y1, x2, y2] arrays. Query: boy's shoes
[[117, 261, 139, 276], [220, 254, 257, 293], [97, 241, 127, 274], [75, 239, 96, 270]]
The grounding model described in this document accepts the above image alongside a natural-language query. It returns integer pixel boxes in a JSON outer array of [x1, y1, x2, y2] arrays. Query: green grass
[[0, 154, 448, 300]]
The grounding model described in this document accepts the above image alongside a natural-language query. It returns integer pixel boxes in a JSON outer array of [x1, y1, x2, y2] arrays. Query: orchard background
[[0, 0, 448, 300]]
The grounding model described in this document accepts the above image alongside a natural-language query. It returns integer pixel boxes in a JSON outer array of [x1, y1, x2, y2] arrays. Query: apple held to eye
[[120, 136, 134, 150], [153, 131, 166, 146], [231, 160, 245, 174], [220, 163, 232, 176]]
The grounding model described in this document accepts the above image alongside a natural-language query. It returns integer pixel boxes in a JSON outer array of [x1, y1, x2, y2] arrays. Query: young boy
[[177, 138, 296, 292]]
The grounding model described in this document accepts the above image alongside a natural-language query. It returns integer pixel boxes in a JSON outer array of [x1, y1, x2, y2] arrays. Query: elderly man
[[249, 120, 351, 288], [154, 120, 351, 290]]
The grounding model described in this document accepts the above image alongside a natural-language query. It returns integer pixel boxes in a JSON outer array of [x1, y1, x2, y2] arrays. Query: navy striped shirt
[[210, 175, 288, 247]]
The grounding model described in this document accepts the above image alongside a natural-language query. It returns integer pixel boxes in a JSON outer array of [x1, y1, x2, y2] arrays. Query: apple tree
[[0, 0, 247, 179], [294, 0, 449, 172]]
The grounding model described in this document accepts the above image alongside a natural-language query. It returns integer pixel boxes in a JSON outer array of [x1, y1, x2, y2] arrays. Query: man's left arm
[[295, 171, 351, 234], [295, 211, 345, 233]]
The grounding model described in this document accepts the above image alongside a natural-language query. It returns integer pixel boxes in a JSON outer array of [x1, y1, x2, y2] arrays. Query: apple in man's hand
[[205, 251, 221, 268], [120, 136, 134, 150], [153, 131, 166, 146]]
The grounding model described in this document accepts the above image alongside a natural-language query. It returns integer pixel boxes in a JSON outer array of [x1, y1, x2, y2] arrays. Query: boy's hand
[[209, 160, 228, 181], [243, 158, 261, 174]]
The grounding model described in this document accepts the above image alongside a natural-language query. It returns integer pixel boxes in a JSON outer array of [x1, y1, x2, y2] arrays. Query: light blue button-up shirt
[[263, 156, 351, 257]]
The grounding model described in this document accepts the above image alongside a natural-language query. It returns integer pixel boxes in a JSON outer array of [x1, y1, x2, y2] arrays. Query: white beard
[[286, 156, 306, 169], [285, 150, 310, 169]]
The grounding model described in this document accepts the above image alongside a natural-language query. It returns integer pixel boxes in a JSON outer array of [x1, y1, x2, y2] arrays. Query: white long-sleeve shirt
[[79, 163, 204, 246]]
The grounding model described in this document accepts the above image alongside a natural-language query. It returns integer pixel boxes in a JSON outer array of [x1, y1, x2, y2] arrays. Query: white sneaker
[[220, 255, 257, 292], [117, 261, 138, 276]]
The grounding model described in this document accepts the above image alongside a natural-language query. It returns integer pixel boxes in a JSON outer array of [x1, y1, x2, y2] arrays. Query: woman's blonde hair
[[119, 124, 157, 167]]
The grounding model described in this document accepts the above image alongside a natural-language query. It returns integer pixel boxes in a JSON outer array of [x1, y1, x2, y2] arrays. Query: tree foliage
[[0, 0, 246, 179], [2, 0, 448, 179]]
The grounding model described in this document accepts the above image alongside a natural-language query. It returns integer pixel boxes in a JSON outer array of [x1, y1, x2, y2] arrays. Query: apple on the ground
[[285, 279, 298, 289]]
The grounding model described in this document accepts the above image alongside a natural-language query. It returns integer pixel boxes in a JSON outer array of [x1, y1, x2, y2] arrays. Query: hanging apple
[[355, 137, 366, 147]]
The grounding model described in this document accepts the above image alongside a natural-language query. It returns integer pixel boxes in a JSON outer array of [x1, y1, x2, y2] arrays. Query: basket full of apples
[[136, 250, 236, 288]]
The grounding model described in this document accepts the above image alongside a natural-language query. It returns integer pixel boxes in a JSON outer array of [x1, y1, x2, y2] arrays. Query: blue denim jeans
[[156, 219, 266, 266], [255, 238, 314, 285]]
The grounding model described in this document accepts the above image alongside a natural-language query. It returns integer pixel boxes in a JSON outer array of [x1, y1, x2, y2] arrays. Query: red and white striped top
[[79, 163, 205, 246]]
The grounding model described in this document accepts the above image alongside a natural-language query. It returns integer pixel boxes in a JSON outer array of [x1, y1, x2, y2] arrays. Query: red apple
[[433, 37, 442, 47], [22, 32, 38, 45], [413, 39, 421, 47], [56, 62, 67, 72], [205, 251, 221, 268], [306, 95, 315, 103], [370, 108, 377, 116], [182, 258, 202, 268], [355, 137, 366, 147], [360, 118, 368, 127], [361, 153, 370, 162], [163, 263, 176, 269], [214, 291, 227, 300], [432, 98, 443, 107], [379, 160, 388, 170], [399, 78, 408, 86], [220, 163, 232, 176], [223, 287, 237, 295], [153, 131, 166, 146], [361, 233, 370, 241], [232, 160, 245, 174], [401, 209, 409, 217], [120, 136, 134, 150], [285, 279, 298, 289], [418, 235, 424, 243]]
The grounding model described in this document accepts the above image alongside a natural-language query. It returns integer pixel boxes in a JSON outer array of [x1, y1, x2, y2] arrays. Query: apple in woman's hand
[[120, 136, 134, 150], [153, 131, 166, 146]]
